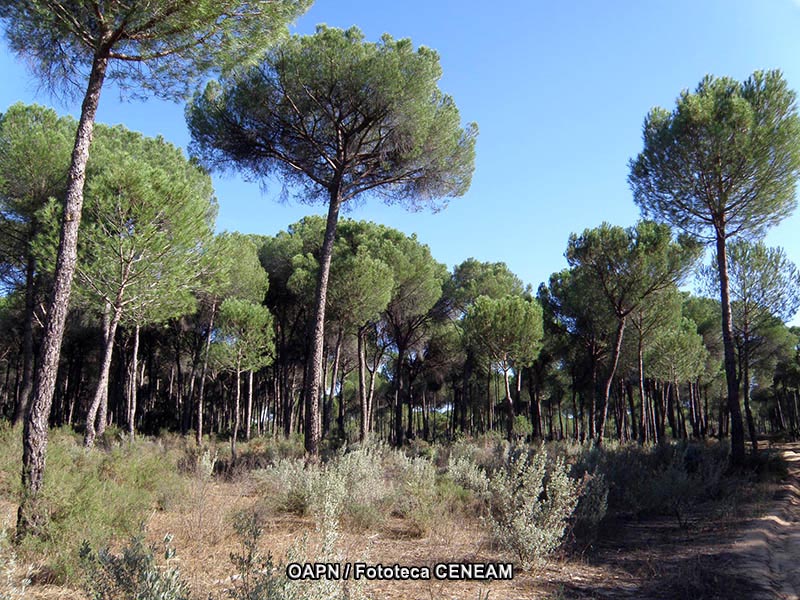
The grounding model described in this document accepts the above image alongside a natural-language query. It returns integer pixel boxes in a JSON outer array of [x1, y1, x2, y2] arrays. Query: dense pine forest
[[2, 2, 800, 599]]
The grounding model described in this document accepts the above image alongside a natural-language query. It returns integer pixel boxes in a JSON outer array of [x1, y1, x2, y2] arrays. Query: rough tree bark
[[303, 187, 342, 459], [19, 53, 109, 536]]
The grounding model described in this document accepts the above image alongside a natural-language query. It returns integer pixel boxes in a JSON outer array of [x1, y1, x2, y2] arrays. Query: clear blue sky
[[2, 1, 800, 318]]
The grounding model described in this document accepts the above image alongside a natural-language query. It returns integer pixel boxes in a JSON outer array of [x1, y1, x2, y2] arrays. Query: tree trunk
[[13, 252, 37, 426], [232, 365, 241, 462], [358, 327, 369, 442], [638, 334, 647, 443], [597, 316, 626, 445], [196, 300, 216, 445], [302, 190, 341, 459], [19, 53, 110, 534], [325, 328, 343, 437], [246, 370, 254, 441], [128, 324, 140, 441], [85, 302, 122, 448], [742, 341, 758, 455], [715, 231, 745, 465], [504, 367, 514, 440], [394, 346, 406, 446]]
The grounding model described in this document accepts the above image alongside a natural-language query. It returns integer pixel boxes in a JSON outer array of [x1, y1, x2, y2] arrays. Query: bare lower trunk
[[13, 253, 36, 425], [358, 327, 369, 442], [85, 303, 122, 448], [638, 333, 647, 443], [597, 317, 626, 445], [196, 300, 216, 445], [128, 324, 140, 441], [716, 232, 745, 466], [742, 343, 758, 455], [504, 368, 514, 440], [19, 53, 108, 537], [246, 370, 254, 441], [303, 191, 341, 459], [232, 365, 241, 462], [325, 328, 343, 436]]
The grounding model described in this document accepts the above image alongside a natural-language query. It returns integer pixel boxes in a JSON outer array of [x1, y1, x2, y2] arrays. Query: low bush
[[0, 428, 190, 583], [253, 458, 321, 517], [327, 445, 391, 531], [79, 533, 190, 600], [488, 445, 579, 569]]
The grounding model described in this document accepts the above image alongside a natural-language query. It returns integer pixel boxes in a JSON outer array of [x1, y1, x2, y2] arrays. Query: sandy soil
[[4, 444, 800, 599]]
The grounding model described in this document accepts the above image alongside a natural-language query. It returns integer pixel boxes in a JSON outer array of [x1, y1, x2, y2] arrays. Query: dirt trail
[[735, 443, 800, 600]]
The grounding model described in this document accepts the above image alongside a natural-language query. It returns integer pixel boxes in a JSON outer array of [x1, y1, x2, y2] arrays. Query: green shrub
[[327, 446, 391, 531], [488, 446, 579, 569], [3, 431, 189, 583], [79, 533, 190, 600], [226, 490, 367, 600], [569, 471, 608, 543], [567, 440, 739, 525], [447, 455, 490, 500], [253, 458, 321, 516], [389, 455, 438, 537]]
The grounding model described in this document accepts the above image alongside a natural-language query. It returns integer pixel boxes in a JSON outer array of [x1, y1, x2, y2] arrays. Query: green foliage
[[214, 298, 275, 373], [0, 103, 73, 291], [76, 127, 216, 326], [226, 500, 368, 600], [569, 471, 608, 542], [202, 232, 271, 306], [79, 533, 190, 600], [389, 454, 439, 537], [253, 458, 322, 517], [226, 511, 292, 600], [488, 446, 579, 569], [327, 446, 391, 531], [646, 317, 708, 382], [566, 220, 698, 319], [188, 25, 476, 208], [570, 441, 731, 522], [0, 427, 188, 582], [447, 455, 490, 500], [629, 70, 800, 241], [447, 258, 528, 316], [0, 0, 311, 99], [464, 295, 544, 372]]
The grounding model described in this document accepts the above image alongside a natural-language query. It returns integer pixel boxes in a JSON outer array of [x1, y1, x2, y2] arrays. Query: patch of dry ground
[[4, 444, 800, 599], [732, 443, 800, 600]]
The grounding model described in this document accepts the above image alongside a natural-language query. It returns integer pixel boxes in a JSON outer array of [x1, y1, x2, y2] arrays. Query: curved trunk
[[358, 327, 368, 442], [85, 303, 122, 448], [715, 232, 745, 466], [303, 189, 341, 459], [597, 316, 626, 445], [127, 324, 140, 441], [19, 53, 108, 536], [503, 367, 514, 440]]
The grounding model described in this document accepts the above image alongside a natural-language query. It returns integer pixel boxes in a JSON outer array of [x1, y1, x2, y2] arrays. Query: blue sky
[[2, 0, 800, 319]]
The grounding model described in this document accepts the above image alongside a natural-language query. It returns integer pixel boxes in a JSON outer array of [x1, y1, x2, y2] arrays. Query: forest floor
[[4, 442, 800, 600]]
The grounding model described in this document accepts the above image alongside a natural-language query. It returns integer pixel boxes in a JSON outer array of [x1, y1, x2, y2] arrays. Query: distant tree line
[[2, 102, 800, 463]]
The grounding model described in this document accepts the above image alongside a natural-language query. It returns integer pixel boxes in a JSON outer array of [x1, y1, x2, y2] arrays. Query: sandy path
[[734, 443, 800, 600]]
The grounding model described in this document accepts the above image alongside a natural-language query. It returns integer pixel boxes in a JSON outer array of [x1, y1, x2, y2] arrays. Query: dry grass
[[1, 438, 791, 600]]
